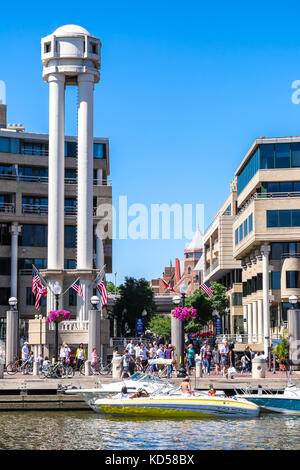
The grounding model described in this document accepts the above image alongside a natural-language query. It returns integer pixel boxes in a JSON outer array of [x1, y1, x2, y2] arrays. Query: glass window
[[232, 293, 243, 306], [94, 143, 104, 159], [20, 225, 48, 247], [0, 258, 10, 275], [260, 144, 274, 169], [239, 224, 243, 242], [0, 288, 10, 305], [292, 210, 300, 227], [294, 182, 300, 192], [65, 226, 76, 248], [267, 182, 279, 193], [237, 149, 259, 195], [291, 142, 300, 168], [279, 210, 291, 227], [64, 259, 76, 269], [0, 224, 10, 245], [286, 271, 300, 288], [280, 182, 293, 193], [10, 138, 20, 154], [275, 143, 290, 168], [248, 213, 253, 232], [0, 138, 9, 153], [257, 273, 263, 290], [69, 289, 77, 306], [243, 219, 248, 237], [65, 141, 77, 158], [235, 229, 238, 245], [271, 272, 281, 290], [267, 210, 279, 227], [242, 282, 247, 297]]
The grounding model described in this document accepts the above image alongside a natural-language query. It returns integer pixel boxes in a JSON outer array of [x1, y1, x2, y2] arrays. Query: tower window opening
[[44, 42, 51, 53]]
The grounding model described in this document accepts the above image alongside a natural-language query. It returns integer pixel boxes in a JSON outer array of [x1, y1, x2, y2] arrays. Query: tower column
[[252, 301, 257, 343], [261, 244, 271, 355], [257, 299, 263, 344], [77, 73, 94, 270], [47, 73, 65, 270], [243, 304, 248, 334], [247, 303, 252, 343]]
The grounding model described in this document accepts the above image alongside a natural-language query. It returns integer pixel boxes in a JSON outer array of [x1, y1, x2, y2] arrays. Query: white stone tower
[[41, 25, 101, 320]]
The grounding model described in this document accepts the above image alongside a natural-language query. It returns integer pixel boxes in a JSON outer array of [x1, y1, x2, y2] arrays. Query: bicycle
[[40, 360, 74, 379], [6, 358, 33, 375], [90, 358, 112, 376]]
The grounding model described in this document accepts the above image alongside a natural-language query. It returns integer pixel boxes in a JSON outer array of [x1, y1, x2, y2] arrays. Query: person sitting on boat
[[208, 386, 217, 397], [129, 388, 150, 399], [180, 378, 194, 395]]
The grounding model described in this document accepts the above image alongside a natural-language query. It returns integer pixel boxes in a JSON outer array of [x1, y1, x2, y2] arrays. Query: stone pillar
[[6, 309, 19, 365], [247, 303, 252, 343], [288, 309, 300, 370], [88, 308, 101, 362], [47, 73, 65, 271], [10, 223, 21, 298], [252, 301, 257, 343], [257, 299, 263, 345], [77, 73, 94, 271], [261, 244, 271, 355]]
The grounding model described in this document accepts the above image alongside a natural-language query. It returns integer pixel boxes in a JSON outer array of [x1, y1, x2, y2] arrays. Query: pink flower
[[171, 306, 197, 322], [46, 309, 71, 323]]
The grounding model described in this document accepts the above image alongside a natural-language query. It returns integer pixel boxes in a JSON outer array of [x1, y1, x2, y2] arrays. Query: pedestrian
[[244, 346, 252, 372], [220, 340, 230, 378], [204, 344, 212, 375], [91, 348, 99, 370], [119, 350, 131, 378], [241, 354, 248, 373], [139, 344, 149, 371], [171, 346, 178, 374], [134, 342, 141, 359], [187, 344, 195, 374], [165, 344, 173, 378], [229, 343, 235, 368], [36, 351, 44, 373], [125, 339, 135, 359], [42, 356, 51, 373], [75, 343, 86, 371], [212, 345, 221, 375], [200, 341, 208, 373]]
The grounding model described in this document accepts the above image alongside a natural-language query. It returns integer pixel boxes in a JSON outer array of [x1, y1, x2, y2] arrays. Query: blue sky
[[2, 1, 300, 285]]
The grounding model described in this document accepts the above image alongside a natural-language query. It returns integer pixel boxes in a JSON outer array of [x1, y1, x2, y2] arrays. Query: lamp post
[[172, 282, 188, 378], [114, 272, 117, 296], [89, 295, 101, 363], [52, 282, 62, 362], [6, 297, 18, 366]]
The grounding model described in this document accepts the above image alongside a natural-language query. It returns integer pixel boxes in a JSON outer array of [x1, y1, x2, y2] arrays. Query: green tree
[[148, 315, 171, 338], [183, 281, 229, 333], [106, 281, 119, 294], [114, 277, 156, 335]]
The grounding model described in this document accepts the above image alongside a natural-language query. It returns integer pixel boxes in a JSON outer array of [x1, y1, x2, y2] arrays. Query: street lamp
[[172, 282, 188, 378], [90, 295, 100, 310], [114, 272, 117, 296], [52, 281, 61, 362], [289, 295, 298, 309], [8, 297, 18, 311]]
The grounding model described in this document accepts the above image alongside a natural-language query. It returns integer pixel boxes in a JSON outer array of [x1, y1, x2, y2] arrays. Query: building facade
[[203, 182, 243, 335], [0, 118, 112, 338]]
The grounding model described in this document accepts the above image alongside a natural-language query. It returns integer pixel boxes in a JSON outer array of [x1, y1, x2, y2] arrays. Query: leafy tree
[[106, 281, 119, 294], [114, 277, 156, 335], [183, 281, 229, 333], [148, 315, 171, 338]]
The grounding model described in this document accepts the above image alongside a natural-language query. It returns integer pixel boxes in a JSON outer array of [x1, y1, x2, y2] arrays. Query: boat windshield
[[130, 372, 165, 384]]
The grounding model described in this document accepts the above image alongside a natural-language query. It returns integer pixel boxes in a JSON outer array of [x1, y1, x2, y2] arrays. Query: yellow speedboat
[[93, 390, 260, 418]]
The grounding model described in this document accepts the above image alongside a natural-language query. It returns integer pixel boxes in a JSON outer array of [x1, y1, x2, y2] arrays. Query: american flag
[[32, 268, 43, 294], [35, 285, 47, 310], [96, 279, 108, 307], [70, 279, 84, 298], [200, 281, 214, 298], [162, 278, 175, 292]]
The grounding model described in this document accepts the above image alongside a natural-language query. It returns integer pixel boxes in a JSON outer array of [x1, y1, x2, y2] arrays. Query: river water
[[0, 411, 299, 450]]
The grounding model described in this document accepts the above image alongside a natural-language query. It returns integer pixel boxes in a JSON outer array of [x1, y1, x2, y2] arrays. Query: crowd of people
[[14, 336, 270, 378]]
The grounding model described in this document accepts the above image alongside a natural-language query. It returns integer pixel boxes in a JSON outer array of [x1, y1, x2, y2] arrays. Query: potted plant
[[273, 331, 289, 371], [46, 309, 71, 323]]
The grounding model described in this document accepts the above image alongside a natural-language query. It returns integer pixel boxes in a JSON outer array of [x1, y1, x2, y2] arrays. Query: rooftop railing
[[22, 204, 101, 216]]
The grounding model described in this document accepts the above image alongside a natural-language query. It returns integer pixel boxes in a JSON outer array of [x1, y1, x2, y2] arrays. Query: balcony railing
[[281, 253, 300, 259], [0, 173, 112, 186], [0, 203, 15, 213], [22, 204, 101, 216], [235, 191, 300, 222], [48, 320, 89, 331]]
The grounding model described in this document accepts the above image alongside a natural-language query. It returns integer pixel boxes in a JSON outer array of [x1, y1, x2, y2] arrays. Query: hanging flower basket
[[171, 306, 197, 322], [46, 310, 71, 323]]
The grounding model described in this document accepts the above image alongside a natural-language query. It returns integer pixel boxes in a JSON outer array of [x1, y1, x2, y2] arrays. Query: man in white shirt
[[134, 343, 141, 359], [21, 342, 29, 362], [126, 340, 135, 358], [220, 340, 229, 377]]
